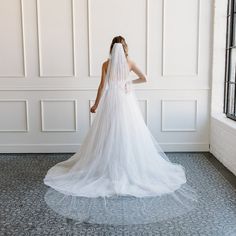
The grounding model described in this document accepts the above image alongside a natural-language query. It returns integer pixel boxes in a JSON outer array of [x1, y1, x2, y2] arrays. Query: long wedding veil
[[107, 42, 130, 82], [44, 43, 199, 225]]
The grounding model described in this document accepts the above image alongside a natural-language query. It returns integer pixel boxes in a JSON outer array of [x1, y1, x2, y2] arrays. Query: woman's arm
[[130, 61, 147, 83], [90, 61, 107, 113]]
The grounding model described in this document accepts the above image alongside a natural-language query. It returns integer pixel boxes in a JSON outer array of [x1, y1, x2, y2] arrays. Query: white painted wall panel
[[36, 0, 75, 76], [161, 100, 197, 131], [0, 100, 28, 131], [162, 0, 199, 76], [210, 116, 236, 176], [88, 0, 147, 76], [0, 0, 25, 77], [40, 99, 77, 131], [0, 0, 213, 152]]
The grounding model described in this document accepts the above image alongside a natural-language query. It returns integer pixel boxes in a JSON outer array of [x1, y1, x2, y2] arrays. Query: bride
[[43, 36, 198, 225]]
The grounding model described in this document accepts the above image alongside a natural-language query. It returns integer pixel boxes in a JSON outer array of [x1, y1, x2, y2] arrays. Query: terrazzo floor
[[0, 152, 236, 236]]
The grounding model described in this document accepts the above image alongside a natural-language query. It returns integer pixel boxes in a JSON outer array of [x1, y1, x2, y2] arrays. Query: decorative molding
[[20, 0, 27, 77], [40, 99, 77, 132], [0, 86, 211, 91], [0, 99, 29, 132], [0, 0, 26, 78], [161, 99, 197, 132], [87, 0, 91, 77], [36, 0, 76, 77], [87, 0, 149, 77], [71, 0, 76, 77], [0, 142, 209, 153], [161, 0, 200, 77], [145, 0, 149, 76], [158, 142, 209, 152]]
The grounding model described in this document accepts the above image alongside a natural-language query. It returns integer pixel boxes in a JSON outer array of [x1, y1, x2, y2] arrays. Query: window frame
[[224, 0, 236, 121]]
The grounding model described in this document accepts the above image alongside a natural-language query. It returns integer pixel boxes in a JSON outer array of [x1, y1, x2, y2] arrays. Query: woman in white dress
[[44, 36, 198, 225]]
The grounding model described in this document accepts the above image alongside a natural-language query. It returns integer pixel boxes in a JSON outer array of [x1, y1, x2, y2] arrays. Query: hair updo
[[109, 36, 128, 57]]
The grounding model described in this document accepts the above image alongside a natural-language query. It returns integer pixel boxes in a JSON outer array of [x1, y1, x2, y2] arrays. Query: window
[[224, 0, 236, 121]]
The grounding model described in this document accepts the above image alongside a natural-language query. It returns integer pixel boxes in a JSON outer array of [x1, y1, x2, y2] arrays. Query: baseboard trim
[[159, 143, 209, 152], [0, 143, 209, 153]]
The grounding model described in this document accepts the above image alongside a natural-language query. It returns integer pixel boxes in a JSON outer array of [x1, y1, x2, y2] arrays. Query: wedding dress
[[43, 43, 198, 225]]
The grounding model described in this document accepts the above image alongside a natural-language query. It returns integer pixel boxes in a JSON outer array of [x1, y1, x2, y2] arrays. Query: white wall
[[210, 0, 236, 176], [0, 0, 213, 153]]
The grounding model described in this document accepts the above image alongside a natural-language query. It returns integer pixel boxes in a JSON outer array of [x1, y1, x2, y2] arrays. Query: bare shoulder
[[127, 59, 136, 70], [102, 58, 110, 69], [102, 59, 109, 73], [102, 59, 109, 67]]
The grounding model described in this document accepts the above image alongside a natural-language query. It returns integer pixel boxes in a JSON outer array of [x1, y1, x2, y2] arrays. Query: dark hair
[[109, 36, 128, 57]]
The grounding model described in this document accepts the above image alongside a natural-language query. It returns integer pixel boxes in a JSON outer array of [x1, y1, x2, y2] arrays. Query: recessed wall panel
[[37, 0, 75, 77], [0, 100, 28, 131], [162, 0, 199, 76], [161, 100, 197, 131], [88, 0, 147, 76], [41, 100, 77, 131], [0, 0, 25, 77]]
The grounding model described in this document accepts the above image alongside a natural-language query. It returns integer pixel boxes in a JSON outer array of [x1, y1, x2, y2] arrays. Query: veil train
[[43, 43, 199, 225]]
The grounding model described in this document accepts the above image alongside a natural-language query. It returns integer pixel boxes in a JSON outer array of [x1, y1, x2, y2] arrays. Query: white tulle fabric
[[44, 43, 199, 224]]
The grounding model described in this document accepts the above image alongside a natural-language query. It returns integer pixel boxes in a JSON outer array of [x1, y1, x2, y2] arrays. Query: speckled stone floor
[[0, 152, 236, 236]]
